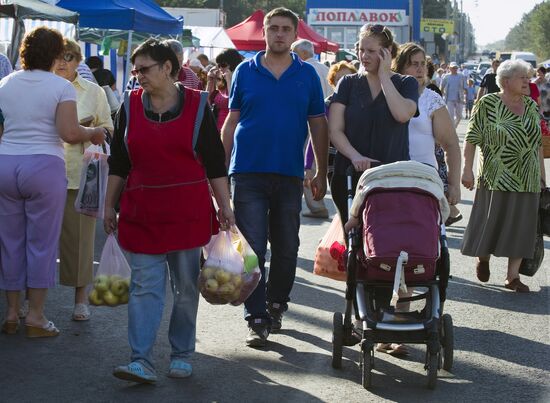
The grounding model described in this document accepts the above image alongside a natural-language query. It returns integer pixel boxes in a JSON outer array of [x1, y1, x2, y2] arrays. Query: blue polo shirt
[[228, 51, 325, 178]]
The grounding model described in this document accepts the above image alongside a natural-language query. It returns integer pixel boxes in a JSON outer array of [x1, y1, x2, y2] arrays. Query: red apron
[[118, 87, 218, 254]]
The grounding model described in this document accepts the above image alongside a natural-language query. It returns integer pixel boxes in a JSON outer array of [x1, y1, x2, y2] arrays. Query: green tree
[[155, 0, 306, 27], [505, 1, 550, 60]]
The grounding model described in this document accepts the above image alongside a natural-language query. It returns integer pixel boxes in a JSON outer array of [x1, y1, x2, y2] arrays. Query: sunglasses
[[367, 24, 390, 41], [131, 63, 161, 76], [62, 53, 75, 62], [217, 62, 228, 68]]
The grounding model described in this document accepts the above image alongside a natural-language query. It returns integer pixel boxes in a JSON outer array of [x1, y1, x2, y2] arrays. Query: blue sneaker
[[168, 359, 192, 378], [113, 361, 158, 384]]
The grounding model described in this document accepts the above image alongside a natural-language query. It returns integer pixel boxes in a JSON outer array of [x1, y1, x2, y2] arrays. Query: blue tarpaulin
[[56, 0, 182, 35]]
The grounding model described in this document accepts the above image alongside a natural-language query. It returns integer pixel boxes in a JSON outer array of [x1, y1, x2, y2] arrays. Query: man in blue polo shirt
[[222, 7, 328, 348]]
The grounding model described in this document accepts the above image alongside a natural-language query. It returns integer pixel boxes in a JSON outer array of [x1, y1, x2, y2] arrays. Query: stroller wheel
[[361, 342, 374, 389], [332, 312, 344, 369], [440, 314, 454, 371], [426, 351, 439, 390]]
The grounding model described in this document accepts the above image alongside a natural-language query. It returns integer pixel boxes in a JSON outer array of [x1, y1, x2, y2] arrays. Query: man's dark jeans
[[231, 173, 302, 322]]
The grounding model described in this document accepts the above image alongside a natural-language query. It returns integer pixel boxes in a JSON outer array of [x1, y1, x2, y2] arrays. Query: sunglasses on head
[[367, 24, 390, 41], [63, 53, 75, 62], [131, 62, 161, 76]]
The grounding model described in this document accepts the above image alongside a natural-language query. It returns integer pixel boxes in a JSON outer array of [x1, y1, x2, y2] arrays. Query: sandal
[[25, 321, 60, 338], [72, 303, 91, 321], [1, 320, 19, 335], [376, 343, 410, 357], [504, 278, 530, 293]]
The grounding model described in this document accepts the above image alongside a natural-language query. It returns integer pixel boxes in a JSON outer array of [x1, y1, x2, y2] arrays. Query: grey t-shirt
[[441, 73, 466, 102], [331, 73, 419, 175]]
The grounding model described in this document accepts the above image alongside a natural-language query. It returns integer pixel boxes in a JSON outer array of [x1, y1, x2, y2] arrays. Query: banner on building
[[308, 8, 408, 26], [420, 18, 454, 34]]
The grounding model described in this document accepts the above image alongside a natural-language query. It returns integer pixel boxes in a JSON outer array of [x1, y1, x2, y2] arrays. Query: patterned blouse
[[465, 93, 541, 193]]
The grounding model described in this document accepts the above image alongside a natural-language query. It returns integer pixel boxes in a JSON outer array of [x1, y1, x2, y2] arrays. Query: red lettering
[[379, 13, 388, 22], [336, 12, 347, 22], [389, 12, 399, 23], [369, 13, 378, 22], [348, 12, 357, 22], [315, 12, 325, 22], [326, 12, 336, 21]]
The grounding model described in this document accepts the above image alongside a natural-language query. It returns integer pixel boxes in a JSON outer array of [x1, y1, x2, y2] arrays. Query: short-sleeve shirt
[[331, 73, 419, 174], [0, 70, 76, 160], [465, 93, 541, 192], [228, 51, 325, 178], [65, 74, 114, 189], [409, 88, 446, 168], [479, 73, 500, 94], [441, 73, 466, 102]]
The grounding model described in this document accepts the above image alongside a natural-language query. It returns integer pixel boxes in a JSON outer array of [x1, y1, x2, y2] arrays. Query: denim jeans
[[231, 173, 302, 322], [126, 248, 201, 369]]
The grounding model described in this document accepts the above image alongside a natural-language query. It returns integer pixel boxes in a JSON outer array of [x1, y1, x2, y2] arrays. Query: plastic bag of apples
[[88, 234, 131, 307], [200, 227, 261, 306]]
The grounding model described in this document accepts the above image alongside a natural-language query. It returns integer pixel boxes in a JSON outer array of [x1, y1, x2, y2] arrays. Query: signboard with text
[[307, 8, 408, 26], [420, 18, 454, 34]]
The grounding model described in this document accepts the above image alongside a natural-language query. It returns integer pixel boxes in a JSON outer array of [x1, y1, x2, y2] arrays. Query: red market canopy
[[226, 10, 339, 53]]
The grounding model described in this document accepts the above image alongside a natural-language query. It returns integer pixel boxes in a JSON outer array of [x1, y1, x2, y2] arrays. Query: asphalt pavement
[[1, 119, 549, 402]]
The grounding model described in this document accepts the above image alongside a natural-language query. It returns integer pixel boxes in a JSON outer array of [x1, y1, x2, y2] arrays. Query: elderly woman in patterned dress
[[461, 59, 546, 293]]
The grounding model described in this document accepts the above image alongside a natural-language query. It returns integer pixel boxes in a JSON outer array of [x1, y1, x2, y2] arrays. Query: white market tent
[[185, 25, 235, 60]]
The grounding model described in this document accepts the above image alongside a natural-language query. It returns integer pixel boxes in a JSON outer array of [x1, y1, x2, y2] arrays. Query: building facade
[[306, 0, 421, 50]]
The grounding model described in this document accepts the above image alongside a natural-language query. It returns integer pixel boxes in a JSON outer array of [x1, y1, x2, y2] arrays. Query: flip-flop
[[72, 303, 91, 321], [376, 343, 409, 356]]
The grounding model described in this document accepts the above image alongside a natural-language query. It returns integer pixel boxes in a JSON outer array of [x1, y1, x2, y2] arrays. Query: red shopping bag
[[313, 214, 347, 281]]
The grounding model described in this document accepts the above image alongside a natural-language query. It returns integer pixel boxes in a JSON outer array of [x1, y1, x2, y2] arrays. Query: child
[[466, 78, 476, 119]]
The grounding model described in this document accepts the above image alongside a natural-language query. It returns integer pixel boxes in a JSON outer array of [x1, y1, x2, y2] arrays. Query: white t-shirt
[[0, 70, 76, 160], [408, 88, 446, 168]]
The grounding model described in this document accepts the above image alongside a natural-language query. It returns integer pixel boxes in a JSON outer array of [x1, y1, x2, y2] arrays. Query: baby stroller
[[331, 161, 454, 390]]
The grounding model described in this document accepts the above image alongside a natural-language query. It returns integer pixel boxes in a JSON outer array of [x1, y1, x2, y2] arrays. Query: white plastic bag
[[74, 143, 110, 219], [88, 234, 131, 307], [200, 228, 261, 306]]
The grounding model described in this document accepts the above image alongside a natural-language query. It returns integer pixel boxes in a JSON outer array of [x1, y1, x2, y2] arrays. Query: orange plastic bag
[[313, 214, 347, 281]]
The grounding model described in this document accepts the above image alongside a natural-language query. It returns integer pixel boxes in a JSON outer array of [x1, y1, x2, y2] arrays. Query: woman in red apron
[[104, 39, 234, 384]]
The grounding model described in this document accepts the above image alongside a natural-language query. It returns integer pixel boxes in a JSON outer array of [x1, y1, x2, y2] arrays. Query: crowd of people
[[0, 6, 546, 384]]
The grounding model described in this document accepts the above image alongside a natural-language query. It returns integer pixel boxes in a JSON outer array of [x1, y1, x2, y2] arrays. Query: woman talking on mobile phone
[[328, 24, 419, 226]]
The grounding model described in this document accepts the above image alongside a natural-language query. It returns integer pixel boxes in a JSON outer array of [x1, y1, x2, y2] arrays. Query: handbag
[[540, 187, 550, 236], [519, 213, 544, 277]]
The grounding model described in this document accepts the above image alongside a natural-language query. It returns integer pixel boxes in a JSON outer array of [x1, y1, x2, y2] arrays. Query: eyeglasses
[[217, 62, 228, 68], [131, 63, 161, 76], [366, 24, 391, 42], [62, 53, 75, 62]]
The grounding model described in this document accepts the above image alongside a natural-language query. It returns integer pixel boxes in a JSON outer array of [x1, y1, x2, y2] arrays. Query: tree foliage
[[155, 0, 306, 27], [505, 1, 550, 60]]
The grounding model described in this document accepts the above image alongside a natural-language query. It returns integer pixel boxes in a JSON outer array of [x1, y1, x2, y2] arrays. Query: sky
[[461, 0, 545, 46]]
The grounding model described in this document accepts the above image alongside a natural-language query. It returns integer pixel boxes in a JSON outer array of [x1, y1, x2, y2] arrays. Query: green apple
[[205, 278, 219, 292], [243, 254, 259, 272], [215, 269, 231, 285], [110, 275, 123, 283], [231, 274, 243, 288], [118, 292, 129, 304], [88, 289, 103, 306], [102, 290, 119, 306], [94, 275, 110, 292], [218, 282, 235, 296], [230, 289, 241, 302], [201, 267, 216, 280], [110, 280, 128, 297]]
